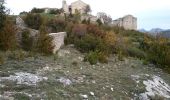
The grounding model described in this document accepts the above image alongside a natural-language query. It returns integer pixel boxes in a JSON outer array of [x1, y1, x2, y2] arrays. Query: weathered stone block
[[49, 32, 67, 54]]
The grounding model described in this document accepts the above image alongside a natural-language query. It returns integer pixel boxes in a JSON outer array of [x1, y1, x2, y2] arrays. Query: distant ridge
[[138, 28, 170, 38]]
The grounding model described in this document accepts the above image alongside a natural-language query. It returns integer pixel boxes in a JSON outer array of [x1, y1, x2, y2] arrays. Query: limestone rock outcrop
[[16, 16, 39, 43]]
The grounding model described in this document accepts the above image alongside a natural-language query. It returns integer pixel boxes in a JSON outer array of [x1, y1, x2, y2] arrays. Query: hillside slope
[[0, 45, 170, 100]]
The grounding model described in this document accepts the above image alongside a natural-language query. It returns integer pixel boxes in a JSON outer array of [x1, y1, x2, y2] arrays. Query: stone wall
[[70, 0, 87, 14], [112, 15, 137, 30], [62, 0, 88, 14], [49, 32, 67, 54]]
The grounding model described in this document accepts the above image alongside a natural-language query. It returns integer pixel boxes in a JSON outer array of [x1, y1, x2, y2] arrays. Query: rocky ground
[[0, 45, 170, 100]]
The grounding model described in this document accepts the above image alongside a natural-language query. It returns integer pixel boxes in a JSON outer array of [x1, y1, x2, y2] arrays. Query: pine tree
[[0, 0, 17, 51], [0, 0, 6, 30]]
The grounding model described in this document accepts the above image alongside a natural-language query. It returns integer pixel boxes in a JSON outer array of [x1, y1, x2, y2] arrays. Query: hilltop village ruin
[[61, 0, 137, 30], [43, 0, 137, 30]]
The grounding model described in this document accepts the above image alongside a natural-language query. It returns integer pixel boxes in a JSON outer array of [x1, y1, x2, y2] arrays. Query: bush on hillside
[[19, 11, 28, 15], [24, 13, 43, 30], [112, 26, 124, 34], [144, 37, 170, 67], [21, 29, 34, 51], [0, 55, 4, 64], [46, 19, 66, 33], [127, 47, 146, 59], [84, 50, 108, 65], [74, 34, 103, 52], [103, 31, 117, 53], [84, 51, 98, 65], [98, 51, 108, 63], [49, 9, 63, 14], [65, 23, 87, 44], [96, 19, 103, 26], [8, 50, 27, 61], [72, 24, 87, 37], [114, 35, 130, 58], [0, 18, 17, 51], [64, 22, 76, 44], [87, 24, 105, 37], [31, 8, 44, 13], [36, 26, 54, 55]]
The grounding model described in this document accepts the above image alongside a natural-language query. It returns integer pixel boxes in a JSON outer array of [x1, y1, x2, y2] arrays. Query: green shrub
[[0, 55, 4, 64], [87, 24, 105, 37], [84, 51, 108, 65], [14, 93, 30, 100], [143, 37, 170, 67], [31, 8, 44, 13], [46, 19, 66, 33], [127, 47, 146, 59], [36, 26, 54, 55], [96, 19, 102, 26], [24, 13, 43, 30], [84, 51, 98, 65], [98, 52, 108, 63], [21, 29, 34, 51], [49, 9, 63, 14], [74, 34, 102, 52], [64, 22, 76, 45], [8, 50, 27, 61], [147, 41, 170, 67], [0, 18, 17, 51], [118, 50, 124, 61], [72, 24, 87, 37]]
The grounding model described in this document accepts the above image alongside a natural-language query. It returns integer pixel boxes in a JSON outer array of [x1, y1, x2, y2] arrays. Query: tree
[[85, 5, 91, 14], [47, 19, 66, 33], [31, 7, 44, 13], [19, 11, 28, 15], [21, 29, 33, 51], [49, 8, 63, 14], [96, 19, 102, 26], [24, 13, 43, 30], [143, 36, 170, 67], [0, 0, 17, 51], [0, 0, 6, 30], [97, 12, 112, 25]]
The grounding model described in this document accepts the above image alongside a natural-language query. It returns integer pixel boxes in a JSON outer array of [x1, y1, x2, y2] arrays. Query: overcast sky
[[5, 0, 170, 30]]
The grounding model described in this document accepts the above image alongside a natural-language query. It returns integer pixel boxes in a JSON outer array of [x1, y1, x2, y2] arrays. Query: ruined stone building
[[62, 0, 88, 14], [112, 15, 137, 30], [62, 0, 137, 30]]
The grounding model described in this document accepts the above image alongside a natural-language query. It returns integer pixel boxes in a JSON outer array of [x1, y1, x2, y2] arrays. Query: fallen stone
[[80, 94, 88, 99], [111, 87, 114, 91], [49, 32, 67, 54], [90, 92, 94, 96], [58, 50, 70, 57], [57, 77, 72, 86]]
